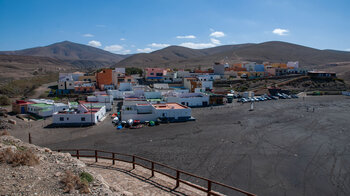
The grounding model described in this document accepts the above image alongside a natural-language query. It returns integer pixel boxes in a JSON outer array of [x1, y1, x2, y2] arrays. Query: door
[[21, 106, 25, 114]]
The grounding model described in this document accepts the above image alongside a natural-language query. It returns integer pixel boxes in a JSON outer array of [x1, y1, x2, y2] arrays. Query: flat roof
[[152, 103, 188, 110], [30, 103, 52, 107]]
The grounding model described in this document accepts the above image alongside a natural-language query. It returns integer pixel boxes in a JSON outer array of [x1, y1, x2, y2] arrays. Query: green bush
[[80, 172, 93, 183], [0, 95, 11, 106]]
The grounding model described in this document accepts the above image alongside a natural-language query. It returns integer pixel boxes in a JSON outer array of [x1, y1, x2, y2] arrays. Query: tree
[[126, 67, 143, 76]]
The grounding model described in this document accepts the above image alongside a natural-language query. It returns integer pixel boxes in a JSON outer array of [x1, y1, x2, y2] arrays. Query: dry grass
[[61, 170, 90, 194], [0, 148, 39, 166], [0, 130, 10, 136]]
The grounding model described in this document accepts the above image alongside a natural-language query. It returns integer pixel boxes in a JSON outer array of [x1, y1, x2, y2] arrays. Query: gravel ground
[[8, 95, 350, 196]]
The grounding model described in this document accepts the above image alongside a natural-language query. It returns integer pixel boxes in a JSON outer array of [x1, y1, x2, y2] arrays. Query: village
[[9, 60, 338, 129]]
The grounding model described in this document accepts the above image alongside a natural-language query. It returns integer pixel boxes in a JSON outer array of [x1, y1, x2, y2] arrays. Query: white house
[[121, 102, 192, 122], [85, 94, 113, 111], [87, 95, 113, 104], [144, 92, 162, 99], [27, 102, 69, 117], [165, 93, 209, 107], [163, 72, 182, 83], [242, 62, 256, 72], [176, 70, 191, 78], [52, 104, 106, 125]]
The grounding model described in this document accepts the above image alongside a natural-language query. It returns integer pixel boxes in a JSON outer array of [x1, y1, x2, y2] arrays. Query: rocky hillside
[[114, 41, 350, 70], [0, 41, 127, 69], [0, 134, 119, 195]]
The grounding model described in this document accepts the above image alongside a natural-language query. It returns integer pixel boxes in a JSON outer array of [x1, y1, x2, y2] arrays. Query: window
[[60, 117, 64, 121], [156, 73, 163, 76], [81, 117, 86, 121], [150, 73, 154, 75], [128, 79, 131, 82], [66, 117, 69, 120]]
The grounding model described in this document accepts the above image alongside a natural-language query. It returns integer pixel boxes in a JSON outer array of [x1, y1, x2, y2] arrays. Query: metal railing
[[56, 149, 256, 196]]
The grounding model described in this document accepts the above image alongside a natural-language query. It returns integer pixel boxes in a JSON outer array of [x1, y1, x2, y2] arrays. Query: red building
[[96, 69, 113, 90]]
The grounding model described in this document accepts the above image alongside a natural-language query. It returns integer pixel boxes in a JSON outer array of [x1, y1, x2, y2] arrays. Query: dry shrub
[[0, 148, 39, 166], [0, 130, 10, 136], [61, 170, 91, 194]]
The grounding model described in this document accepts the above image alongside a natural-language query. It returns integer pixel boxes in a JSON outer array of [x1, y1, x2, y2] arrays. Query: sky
[[0, 0, 349, 53]]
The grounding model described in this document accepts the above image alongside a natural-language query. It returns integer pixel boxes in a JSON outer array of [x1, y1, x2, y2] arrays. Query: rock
[[122, 191, 133, 196], [54, 172, 61, 177], [44, 148, 52, 153]]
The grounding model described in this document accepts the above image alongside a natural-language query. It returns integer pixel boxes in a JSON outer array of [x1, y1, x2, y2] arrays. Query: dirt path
[[81, 158, 209, 196], [31, 82, 56, 98]]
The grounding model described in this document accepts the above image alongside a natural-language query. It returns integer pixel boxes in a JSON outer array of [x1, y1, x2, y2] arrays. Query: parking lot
[[8, 95, 350, 196]]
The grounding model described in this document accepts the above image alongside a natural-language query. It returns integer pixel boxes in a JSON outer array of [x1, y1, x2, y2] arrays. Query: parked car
[[271, 96, 278, 100], [291, 94, 299, 98]]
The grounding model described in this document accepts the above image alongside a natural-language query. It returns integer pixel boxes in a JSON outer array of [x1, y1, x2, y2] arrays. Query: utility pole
[[90, 102, 93, 125]]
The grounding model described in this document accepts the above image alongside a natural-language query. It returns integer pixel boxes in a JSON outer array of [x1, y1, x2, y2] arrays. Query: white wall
[[145, 92, 161, 99], [52, 106, 106, 124], [166, 95, 209, 107]]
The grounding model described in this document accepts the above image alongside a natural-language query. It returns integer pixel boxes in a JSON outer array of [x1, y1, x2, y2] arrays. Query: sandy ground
[[7, 95, 350, 196]]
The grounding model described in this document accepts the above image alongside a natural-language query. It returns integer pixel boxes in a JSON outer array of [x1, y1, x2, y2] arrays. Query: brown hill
[[0, 55, 74, 83], [114, 41, 350, 70], [0, 41, 126, 69]]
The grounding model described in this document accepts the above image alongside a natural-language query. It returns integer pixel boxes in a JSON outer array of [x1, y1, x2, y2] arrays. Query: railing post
[[175, 170, 180, 188], [112, 153, 115, 165], [151, 162, 154, 177], [76, 150, 79, 159], [207, 180, 212, 196], [132, 155, 135, 169], [95, 150, 98, 162], [28, 133, 32, 144]]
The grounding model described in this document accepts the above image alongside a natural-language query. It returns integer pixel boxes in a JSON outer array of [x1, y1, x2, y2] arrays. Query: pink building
[[145, 68, 167, 81], [265, 66, 276, 76]]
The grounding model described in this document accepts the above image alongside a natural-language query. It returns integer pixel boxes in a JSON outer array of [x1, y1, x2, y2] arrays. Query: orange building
[[96, 69, 113, 90], [271, 63, 287, 69]]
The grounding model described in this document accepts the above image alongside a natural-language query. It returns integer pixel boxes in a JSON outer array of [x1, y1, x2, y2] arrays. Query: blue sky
[[0, 0, 349, 53]]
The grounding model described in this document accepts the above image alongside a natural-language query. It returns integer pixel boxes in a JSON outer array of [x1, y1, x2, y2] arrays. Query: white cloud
[[104, 45, 124, 52], [120, 38, 126, 41], [272, 28, 289, 36], [210, 31, 225, 38], [148, 43, 170, 48], [88, 40, 102, 47], [345, 49, 350, 52], [179, 42, 216, 49], [210, 38, 221, 45], [137, 48, 153, 53], [83, 33, 94, 37], [176, 35, 196, 39], [120, 49, 131, 54]]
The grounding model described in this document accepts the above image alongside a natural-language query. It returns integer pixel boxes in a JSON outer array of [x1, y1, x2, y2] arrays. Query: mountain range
[[1, 40, 350, 81], [0, 41, 126, 69], [113, 42, 350, 69]]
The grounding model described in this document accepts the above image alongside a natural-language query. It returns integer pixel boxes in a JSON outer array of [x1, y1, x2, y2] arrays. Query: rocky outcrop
[[0, 135, 120, 195]]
